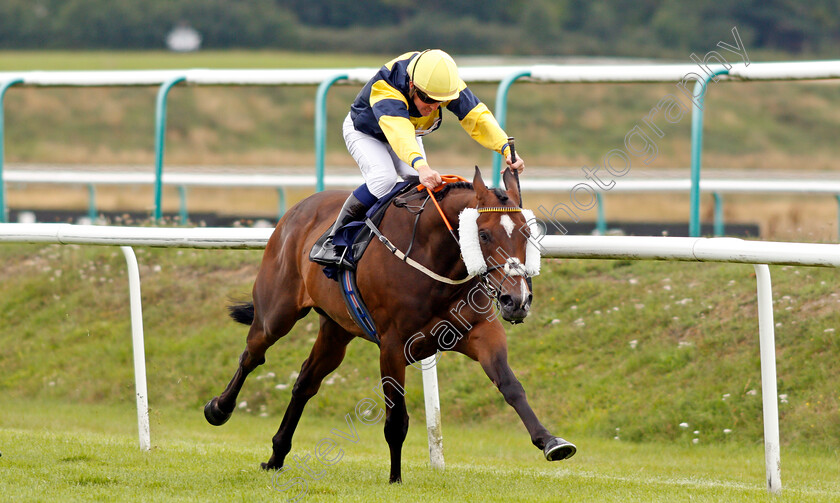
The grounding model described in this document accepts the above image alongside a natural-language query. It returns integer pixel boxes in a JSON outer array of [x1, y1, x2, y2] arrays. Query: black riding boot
[[310, 193, 369, 269]]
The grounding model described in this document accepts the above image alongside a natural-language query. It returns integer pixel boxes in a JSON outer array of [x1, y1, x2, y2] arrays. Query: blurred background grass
[[3, 51, 838, 172]]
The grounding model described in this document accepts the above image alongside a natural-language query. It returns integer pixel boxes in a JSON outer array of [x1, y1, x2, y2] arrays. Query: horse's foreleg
[[477, 344, 576, 461], [262, 317, 353, 471], [380, 347, 408, 484]]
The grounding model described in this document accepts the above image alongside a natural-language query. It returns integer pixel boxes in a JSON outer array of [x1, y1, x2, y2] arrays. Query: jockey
[[310, 49, 525, 269]]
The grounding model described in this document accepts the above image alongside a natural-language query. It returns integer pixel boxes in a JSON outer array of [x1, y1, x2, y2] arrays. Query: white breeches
[[343, 113, 426, 198]]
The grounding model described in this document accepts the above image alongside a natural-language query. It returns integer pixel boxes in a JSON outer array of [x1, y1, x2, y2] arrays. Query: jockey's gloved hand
[[417, 165, 443, 189]]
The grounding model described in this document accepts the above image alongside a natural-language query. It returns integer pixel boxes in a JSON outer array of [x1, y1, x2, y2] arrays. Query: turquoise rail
[[0, 78, 22, 223], [315, 74, 348, 192], [713, 192, 724, 236], [592, 190, 726, 237], [3, 62, 839, 238], [492, 70, 531, 188], [689, 68, 730, 237], [492, 68, 734, 236], [153, 76, 186, 222]]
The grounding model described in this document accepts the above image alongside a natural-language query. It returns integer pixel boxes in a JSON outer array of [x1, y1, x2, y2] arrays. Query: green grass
[[2, 243, 840, 451], [2, 399, 839, 502], [3, 49, 840, 499], [1, 241, 840, 500]]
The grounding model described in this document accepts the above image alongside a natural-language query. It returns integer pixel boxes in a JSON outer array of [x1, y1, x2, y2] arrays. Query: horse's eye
[[478, 230, 490, 243]]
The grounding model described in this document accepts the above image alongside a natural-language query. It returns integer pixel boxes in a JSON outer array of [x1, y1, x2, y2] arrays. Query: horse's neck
[[440, 189, 476, 228], [421, 189, 476, 279], [380, 187, 476, 283]]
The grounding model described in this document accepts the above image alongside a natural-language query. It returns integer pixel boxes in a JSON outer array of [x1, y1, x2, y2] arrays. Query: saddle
[[321, 175, 469, 346], [315, 178, 418, 346], [320, 177, 419, 281], [321, 175, 472, 346]]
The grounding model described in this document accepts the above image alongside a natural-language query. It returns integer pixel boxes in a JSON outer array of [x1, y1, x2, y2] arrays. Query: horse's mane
[[432, 182, 509, 204], [433, 181, 473, 201]]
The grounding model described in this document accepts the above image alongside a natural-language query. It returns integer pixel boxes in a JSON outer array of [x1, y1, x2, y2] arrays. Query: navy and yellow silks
[[349, 51, 512, 172]]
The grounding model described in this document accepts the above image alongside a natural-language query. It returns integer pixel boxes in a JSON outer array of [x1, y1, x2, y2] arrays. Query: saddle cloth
[[321, 178, 417, 280], [319, 178, 420, 346]]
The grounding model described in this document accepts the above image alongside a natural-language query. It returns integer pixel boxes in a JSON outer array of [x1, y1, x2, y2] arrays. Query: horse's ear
[[473, 166, 488, 196], [502, 168, 521, 207]]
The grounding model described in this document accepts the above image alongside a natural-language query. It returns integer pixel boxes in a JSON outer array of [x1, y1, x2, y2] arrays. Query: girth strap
[[338, 269, 380, 346], [364, 218, 474, 285]]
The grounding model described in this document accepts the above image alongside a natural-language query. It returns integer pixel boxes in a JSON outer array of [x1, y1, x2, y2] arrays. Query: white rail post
[[121, 246, 150, 451], [421, 355, 444, 469], [754, 264, 781, 493]]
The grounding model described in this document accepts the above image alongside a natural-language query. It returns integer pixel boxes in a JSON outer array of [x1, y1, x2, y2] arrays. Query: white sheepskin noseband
[[458, 207, 541, 277], [458, 208, 485, 275], [521, 208, 542, 276]]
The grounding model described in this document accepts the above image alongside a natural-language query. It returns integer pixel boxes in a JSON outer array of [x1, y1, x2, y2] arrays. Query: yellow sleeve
[[370, 79, 427, 168], [378, 115, 428, 169], [457, 101, 510, 156]]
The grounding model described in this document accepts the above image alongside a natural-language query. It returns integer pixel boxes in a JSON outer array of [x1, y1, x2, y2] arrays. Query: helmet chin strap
[[408, 50, 429, 100]]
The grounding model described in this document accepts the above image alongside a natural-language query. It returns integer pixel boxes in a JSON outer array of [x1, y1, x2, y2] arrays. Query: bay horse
[[204, 167, 576, 483]]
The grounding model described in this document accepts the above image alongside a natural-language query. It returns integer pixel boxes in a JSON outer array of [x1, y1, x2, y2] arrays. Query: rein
[[402, 194, 427, 260], [364, 219, 474, 285], [420, 174, 467, 245], [367, 176, 537, 290], [362, 177, 475, 284]]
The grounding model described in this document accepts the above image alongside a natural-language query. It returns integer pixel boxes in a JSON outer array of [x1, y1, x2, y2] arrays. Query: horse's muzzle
[[499, 291, 532, 324]]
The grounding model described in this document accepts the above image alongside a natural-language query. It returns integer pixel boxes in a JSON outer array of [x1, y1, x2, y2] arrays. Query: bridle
[[458, 205, 539, 308], [368, 179, 540, 303]]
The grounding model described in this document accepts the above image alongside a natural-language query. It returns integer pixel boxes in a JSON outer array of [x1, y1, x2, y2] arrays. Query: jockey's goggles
[[414, 88, 441, 105]]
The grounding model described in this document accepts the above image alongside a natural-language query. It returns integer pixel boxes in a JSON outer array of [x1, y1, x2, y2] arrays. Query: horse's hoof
[[261, 461, 281, 471], [544, 437, 576, 461], [204, 398, 231, 426]]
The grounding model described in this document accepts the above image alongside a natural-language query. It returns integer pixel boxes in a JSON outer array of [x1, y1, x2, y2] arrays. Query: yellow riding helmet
[[406, 49, 461, 101]]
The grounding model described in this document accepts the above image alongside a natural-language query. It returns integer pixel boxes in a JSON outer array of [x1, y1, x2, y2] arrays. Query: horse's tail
[[228, 301, 255, 325]]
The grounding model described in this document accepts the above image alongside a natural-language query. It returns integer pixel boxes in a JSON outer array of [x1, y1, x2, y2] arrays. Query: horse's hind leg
[[262, 316, 353, 470], [205, 305, 307, 426]]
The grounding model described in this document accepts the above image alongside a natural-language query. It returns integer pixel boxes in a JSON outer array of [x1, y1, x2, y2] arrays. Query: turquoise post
[[713, 192, 724, 236], [493, 70, 531, 187], [689, 68, 729, 237], [315, 74, 348, 193], [178, 185, 188, 225], [0, 78, 23, 223], [87, 184, 97, 222], [153, 76, 186, 222], [277, 187, 286, 220], [595, 192, 606, 235]]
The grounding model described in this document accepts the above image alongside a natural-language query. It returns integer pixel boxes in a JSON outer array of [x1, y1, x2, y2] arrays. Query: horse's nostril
[[499, 294, 515, 308]]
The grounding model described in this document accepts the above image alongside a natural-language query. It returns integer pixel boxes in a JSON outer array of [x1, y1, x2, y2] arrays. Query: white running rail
[[3, 60, 840, 87], [6, 169, 840, 194]]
